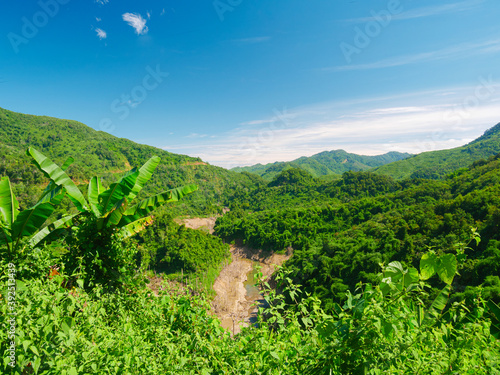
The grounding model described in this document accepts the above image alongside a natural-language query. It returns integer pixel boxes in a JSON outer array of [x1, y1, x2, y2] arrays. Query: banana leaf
[[37, 156, 74, 205], [28, 214, 77, 248], [11, 193, 65, 242], [27, 147, 88, 212], [125, 156, 161, 202], [0, 176, 19, 228], [117, 184, 198, 227], [98, 169, 139, 213], [88, 176, 105, 217], [422, 284, 451, 326], [116, 216, 154, 241]]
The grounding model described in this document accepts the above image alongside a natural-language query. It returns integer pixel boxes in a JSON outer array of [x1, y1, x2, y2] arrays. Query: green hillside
[[232, 149, 411, 180], [0, 107, 260, 214], [374, 122, 500, 179]]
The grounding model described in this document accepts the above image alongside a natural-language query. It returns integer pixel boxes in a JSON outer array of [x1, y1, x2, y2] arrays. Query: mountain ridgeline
[[0, 107, 261, 214], [232, 150, 412, 180]]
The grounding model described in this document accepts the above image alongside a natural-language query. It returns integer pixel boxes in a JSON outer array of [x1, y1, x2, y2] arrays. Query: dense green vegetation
[[0, 107, 261, 215], [1, 108, 500, 373], [232, 150, 411, 180], [374, 122, 500, 179], [216, 155, 500, 309]]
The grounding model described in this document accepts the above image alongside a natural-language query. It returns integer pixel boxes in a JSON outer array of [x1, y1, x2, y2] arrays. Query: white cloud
[[96, 17, 101, 22], [329, 39, 500, 72], [162, 82, 500, 168], [122, 13, 149, 35], [95, 28, 107, 40], [95, 0, 109, 5]]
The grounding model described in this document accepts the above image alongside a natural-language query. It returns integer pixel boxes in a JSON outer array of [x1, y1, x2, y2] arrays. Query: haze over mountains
[[2, 106, 500, 193]]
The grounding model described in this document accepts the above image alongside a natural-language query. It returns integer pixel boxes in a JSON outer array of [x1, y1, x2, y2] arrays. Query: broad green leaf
[[28, 214, 77, 248], [486, 300, 500, 339], [0, 176, 19, 228], [118, 184, 198, 227], [436, 253, 457, 285], [27, 147, 88, 212], [98, 170, 139, 213], [423, 284, 451, 326], [37, 156, 74, 205], [420, 252, 437, 280], [404, 267, 419, 288], [0, 225, 13, 246], [116, 216, 154, 240], [88, 177, 105, 216], [104, 198, 127, 228], [125, 156, 161, 202], [11, 193, 65, 241]]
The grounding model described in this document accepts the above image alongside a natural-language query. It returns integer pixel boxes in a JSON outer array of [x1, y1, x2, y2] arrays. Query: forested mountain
[[216, 154, 500, 309], [374, 122, 500, 179], [231, 149, 411, 180], [0, 107, 261, 214]]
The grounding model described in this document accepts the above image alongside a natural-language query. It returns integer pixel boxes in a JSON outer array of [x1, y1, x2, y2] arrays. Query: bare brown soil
[[211, 245, 291, 335]]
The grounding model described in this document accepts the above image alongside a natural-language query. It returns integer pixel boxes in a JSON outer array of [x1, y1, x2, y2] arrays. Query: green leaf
[[27, 147, 88, 212], [37, 156, 74, 205], [125, 156, 161, 202], [118, 184, 198, 227], [11, 193, 65, 242], [436, 253, 457, 285], [116, 216, 154, 240], [0, 226, 13, 246], [0, 176, 19, 228], [420, 252, 437, 280], [423, 284, 451, 326], [88, 177, 105, 217], [28, 214, 77, 248], [486, 300, 500, 339], [98, 170, 139, 213]]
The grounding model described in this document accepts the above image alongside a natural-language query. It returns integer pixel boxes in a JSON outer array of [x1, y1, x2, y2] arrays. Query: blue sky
[[1, 0, 500, 168]]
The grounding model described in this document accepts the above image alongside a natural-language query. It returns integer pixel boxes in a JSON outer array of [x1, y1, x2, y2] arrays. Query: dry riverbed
[[180, 216, 291, 335]]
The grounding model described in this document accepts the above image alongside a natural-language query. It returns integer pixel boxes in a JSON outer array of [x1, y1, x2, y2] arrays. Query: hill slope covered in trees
[[232, 149, 411, 180], [374, 122, 500, 179]]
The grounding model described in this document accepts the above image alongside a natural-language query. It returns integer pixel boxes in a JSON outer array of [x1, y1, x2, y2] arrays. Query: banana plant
[[0, 155, 75, 255], [26, 147, 198, 241]]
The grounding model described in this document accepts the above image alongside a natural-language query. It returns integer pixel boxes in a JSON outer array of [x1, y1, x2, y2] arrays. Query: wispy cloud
[[346, 0, 485, 23], [122, 13, 149, 35], [95, 0, 109, 5], [95, 28, 107, 40], [231, 36, 271, 44], [328, 39, 500, 72], [162, 82, 500, 168]]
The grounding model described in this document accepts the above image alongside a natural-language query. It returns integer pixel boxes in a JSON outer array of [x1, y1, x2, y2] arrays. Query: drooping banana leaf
[[0, 225, 13, 246], [102, 197, 127, 229], [11, 193, 65, 243], [98, 169, 139, 214], [422, 284, 451, 326], [27, 147, 88, 212], [28, 214, 77, 248], [0, 176, 19, 228], [125, 156, 161, 203], [88, 176, 105, 217], [117, 184, 198, 227], [486, 300, 500, 339], [116, 216, 154, 241], [37, 156, 74, 205]]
